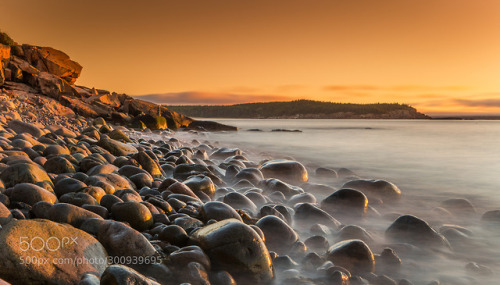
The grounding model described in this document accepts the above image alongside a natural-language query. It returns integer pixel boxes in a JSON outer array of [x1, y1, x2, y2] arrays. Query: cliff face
[[0, 43, 194, 130]]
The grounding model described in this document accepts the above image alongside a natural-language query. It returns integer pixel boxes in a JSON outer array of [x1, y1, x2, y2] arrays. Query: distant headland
[[167, 100, 431, 119]]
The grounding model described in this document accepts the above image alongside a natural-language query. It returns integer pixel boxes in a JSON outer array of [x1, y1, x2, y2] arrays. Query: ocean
[[177, 119, 500, 207]]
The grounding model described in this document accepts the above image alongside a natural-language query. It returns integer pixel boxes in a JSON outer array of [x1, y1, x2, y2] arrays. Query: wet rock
[[321, 188, 368, 218], [0, 219, 107, 284], [337, 225, 374, 244], [100, 264, 160, 285], [184, 175, 216, 199], [201, 201, 242, 222], [47, 203, 103, 227], [260, 160, 308, 184], [223, 192, 258, 214], [190, 219, 274, 283], [377, 248, 402, 273], [10, 183, 57, 205], [234, 168, 264, 185], [173, 164, 213, 180], [288, 192, 316, 206], [440, 198, 476, 216], [326, 239, 375, 274], [111, 201, 154, 231], [256, 215, 299, 254], [168, 246, 211, 272], [211, 148, 242, 160], [158, 225, 190, 247], [465, 262, 493, 276], [481, 210, 500, 225], [342, 179, 401, 203], [385, 215, 450, 248], [259, 178, 303, 197], [315, 167, 338, 178], [97, 220, 158, 258], [304, 235, 329, 252], [133, 151, 164, 179], [294, 203, 341, 229], [210, 270, 237, 285]]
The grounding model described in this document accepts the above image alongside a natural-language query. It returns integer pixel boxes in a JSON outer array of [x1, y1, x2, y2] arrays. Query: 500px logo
[[19, 236, 78, 252]]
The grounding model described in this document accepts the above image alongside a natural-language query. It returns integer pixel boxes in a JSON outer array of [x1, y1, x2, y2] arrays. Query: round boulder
[[0, 219, 107, 284], [341, 179, 401, 203], [190, 219, 274, 283], [10, 183, 57, 206], [260, 160, 308, 184], [326, 239, 375, 274], [111, 201, 154, 232]]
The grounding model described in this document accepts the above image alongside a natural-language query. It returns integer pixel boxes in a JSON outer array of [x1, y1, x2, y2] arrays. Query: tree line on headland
[[167, 100, 430, 119]]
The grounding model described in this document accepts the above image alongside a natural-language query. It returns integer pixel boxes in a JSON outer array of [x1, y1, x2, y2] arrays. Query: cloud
[[454, 98, 500, 107], [133, 91, 292, 105], [323, 85, 469, 92]]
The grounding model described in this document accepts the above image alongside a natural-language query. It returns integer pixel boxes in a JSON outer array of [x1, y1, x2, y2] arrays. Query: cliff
[[168, 100, 431, 119], [0, 36, 235, 131]]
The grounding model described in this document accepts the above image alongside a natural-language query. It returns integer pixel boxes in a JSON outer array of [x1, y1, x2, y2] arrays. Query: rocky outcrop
[[0, 41, 199, 130], [12, 44, 82, 84]]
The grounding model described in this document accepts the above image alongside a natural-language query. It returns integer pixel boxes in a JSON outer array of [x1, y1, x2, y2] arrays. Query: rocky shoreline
[[0, 110, 498, 284]]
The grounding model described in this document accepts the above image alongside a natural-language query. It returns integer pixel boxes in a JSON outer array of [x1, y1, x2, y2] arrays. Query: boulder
[[85, 93, 121, 108], [37, 72, 74, 99], [10, 183, 57, 205], [326, 239, 375, 274], [385, 215, 450, 248], [7, 119, 44, 137], [111, 201, 153, 232], [256, 215, 299, 254], [321, 188, 368, 218], [47, 203, 103, 228], [0, 219, 107, 284], [184, 175, 216, 199], [133, 151, 164, 179], [96, 220, 158, 258], [120, 98, 192, 129], [190, 219, 274, 283], [21, 45, 82, 84], [260, 160, 308, 184], [98, 138, 138, 157], [201, 201, 242, 222], [60, 96, 99, 118], [44, 156, 76, 174], [0, 162, 53, 189], [188, 120, 238, 132], [341, 179, 401, 203]]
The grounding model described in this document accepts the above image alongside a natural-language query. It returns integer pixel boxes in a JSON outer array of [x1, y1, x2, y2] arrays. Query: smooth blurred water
[[179, 119, 500, 206]]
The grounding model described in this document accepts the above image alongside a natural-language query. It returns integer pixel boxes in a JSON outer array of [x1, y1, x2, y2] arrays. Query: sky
[[1, 0, 500, 116]]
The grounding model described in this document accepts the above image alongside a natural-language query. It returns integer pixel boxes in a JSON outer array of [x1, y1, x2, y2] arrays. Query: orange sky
[[2, 0, 500, 115]]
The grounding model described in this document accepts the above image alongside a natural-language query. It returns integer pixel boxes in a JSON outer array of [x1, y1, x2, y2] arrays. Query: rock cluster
[[0, 114, 496, 285]]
